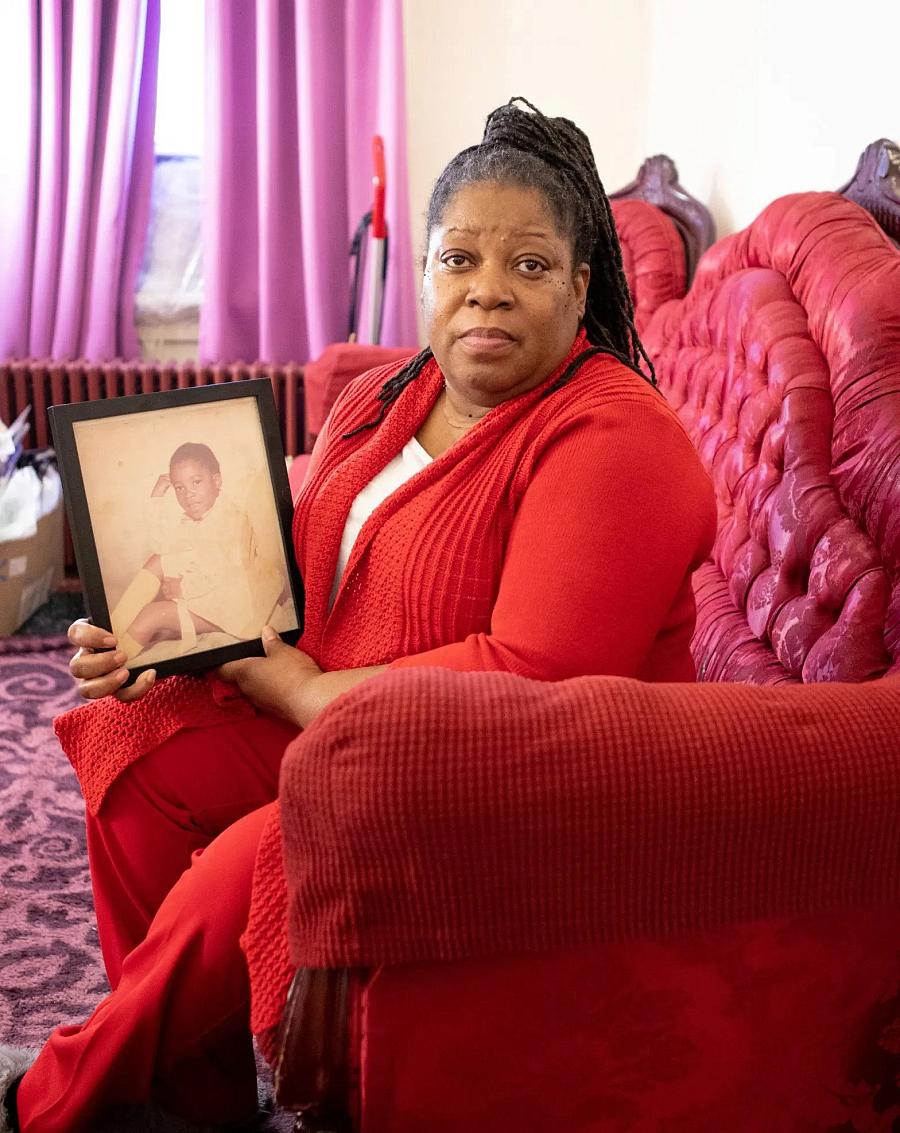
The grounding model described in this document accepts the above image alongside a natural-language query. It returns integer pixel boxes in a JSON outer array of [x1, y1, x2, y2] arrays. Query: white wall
[[403, 0, 900, 251], [644, 0, 900, 234], [402, 0, 653, 265]]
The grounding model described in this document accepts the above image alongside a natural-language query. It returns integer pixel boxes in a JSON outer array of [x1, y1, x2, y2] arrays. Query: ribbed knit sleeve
[[389, 396, 716, 681]]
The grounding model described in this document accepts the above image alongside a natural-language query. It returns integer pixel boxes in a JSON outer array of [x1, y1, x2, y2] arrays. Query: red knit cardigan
[[54, 333, 716, 1047]]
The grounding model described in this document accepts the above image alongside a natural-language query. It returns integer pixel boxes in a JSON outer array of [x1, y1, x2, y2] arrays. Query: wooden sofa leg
[[276, 967, 355, 1131]]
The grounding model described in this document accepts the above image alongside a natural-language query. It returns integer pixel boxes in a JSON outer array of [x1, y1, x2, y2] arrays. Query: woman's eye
[[517, 259, 546, 274], [441, 253, 470, 269]]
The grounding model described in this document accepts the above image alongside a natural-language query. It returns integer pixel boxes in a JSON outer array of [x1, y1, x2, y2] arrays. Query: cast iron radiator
[[0, 358, 306, 458]]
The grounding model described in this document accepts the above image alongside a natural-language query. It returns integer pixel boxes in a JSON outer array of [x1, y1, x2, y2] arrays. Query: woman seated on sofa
[[0, 98, 715, 1132]]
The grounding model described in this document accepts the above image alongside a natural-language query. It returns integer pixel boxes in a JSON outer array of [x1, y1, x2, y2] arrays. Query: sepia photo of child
[[72, 396, 297, 670], [110, 441, 286, 662]]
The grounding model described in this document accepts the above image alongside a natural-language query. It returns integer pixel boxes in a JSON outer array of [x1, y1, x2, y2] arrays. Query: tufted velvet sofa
[[610, 153, 716, 334], [643, 190, 900, 684], [270, 155, 900, 1131]]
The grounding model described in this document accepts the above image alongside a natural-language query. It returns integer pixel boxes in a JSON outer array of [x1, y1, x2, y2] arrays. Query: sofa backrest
[[644, 192, 900, 682], [609, 154, 715, 336], [609, 199, 686, 337], [610, 152, 717, 285]]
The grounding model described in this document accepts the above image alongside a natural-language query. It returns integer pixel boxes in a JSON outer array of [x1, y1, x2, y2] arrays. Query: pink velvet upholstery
[[611, 198, 687, 336], [279, 668, 900, 1131], [643, 193, 900, 683]]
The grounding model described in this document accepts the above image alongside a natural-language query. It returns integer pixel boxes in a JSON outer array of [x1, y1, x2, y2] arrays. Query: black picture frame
[[49, 379, 304, 685]]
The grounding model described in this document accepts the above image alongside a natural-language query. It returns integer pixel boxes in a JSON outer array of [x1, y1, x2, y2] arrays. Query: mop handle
[[371, 135, 387, 239]]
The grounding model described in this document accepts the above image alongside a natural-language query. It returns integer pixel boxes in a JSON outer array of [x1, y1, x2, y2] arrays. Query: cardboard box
[[0, 497, 64, 636]]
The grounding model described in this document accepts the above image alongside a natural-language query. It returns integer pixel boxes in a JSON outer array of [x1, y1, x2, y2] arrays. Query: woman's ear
[[574, 262, 590, 319]]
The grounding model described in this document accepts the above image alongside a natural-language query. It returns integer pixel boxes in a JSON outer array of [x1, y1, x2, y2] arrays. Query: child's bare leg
[[128, 601, 178, 647], [129, 603, 221, 649], [110, 562, 165, 660]]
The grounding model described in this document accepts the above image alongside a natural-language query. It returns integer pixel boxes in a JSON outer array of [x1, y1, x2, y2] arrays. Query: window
[[153, 0, 203, 159], [135, 0, 204, 362]]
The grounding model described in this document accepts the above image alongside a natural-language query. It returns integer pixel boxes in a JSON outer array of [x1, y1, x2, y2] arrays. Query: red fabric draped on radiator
[[302, 342, 415, 444]]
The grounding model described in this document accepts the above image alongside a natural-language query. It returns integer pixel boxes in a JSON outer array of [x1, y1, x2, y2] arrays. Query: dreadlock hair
[[344, 97, 655, 439]]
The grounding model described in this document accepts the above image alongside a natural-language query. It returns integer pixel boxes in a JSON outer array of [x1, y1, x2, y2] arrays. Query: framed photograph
[[49, 379, 304, 684]]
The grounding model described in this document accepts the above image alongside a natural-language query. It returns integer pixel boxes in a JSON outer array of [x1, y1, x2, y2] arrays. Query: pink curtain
[[0, 0, 160, 362], [202, 0, 417, 364]]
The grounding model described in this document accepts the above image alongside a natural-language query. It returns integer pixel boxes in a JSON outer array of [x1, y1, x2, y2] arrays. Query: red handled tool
[[348, 135, 388, 343]]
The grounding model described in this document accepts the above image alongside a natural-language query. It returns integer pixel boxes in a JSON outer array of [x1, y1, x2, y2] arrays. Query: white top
[[329, 435, 433, 607], [146, 494, 285, 638]]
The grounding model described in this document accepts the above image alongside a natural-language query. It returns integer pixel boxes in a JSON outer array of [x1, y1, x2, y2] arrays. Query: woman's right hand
[[68, 619, 156, 703]]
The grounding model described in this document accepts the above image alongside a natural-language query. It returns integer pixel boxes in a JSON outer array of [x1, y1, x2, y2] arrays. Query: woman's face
[[422, 181, 589, 407]]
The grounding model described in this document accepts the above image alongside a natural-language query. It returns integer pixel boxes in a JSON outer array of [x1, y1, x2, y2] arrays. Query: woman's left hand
[[217, 627, 321, 728]]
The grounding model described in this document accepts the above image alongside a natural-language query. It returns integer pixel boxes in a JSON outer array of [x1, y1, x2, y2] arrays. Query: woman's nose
[[465, 264, 513, 308]]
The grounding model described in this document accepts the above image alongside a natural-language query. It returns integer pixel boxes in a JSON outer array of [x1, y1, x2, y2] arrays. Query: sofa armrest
[[280, 668, 900, 971]]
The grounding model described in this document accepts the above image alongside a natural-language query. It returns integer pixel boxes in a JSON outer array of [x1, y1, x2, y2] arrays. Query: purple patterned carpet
[[0, 635, 99, 1045], [0, 634, 293, 1131]]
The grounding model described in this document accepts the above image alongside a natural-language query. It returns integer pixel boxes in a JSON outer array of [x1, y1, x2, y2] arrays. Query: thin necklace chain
[[441, 384, 490, 431]]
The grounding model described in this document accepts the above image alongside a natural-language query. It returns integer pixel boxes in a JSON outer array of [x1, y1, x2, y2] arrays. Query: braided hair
[[345, 97, 654, 438]]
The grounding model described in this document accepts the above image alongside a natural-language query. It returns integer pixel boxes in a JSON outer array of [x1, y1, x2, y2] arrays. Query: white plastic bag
[[0, 465, 42, 541], [0, 421, 16, 464]]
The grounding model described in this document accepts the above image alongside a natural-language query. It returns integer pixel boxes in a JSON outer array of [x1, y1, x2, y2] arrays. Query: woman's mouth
[[458, 328, 516, 353]]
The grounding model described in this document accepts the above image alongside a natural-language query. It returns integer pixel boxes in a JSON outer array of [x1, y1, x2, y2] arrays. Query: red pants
[[16, 713, 297, 1133]]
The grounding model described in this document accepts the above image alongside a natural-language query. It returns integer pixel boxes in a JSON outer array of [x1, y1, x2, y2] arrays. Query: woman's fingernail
[[103, 635, 117, 647], [116, 669, 129, 681], [262, 625, 277, 642], [113, 652, 126, 665]]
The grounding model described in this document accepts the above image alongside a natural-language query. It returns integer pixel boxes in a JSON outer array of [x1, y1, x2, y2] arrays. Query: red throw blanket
[[54, 332, 716, 1052]]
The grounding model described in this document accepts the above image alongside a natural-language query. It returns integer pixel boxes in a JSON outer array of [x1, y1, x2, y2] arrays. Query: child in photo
[[109, 442, 285, 662]]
